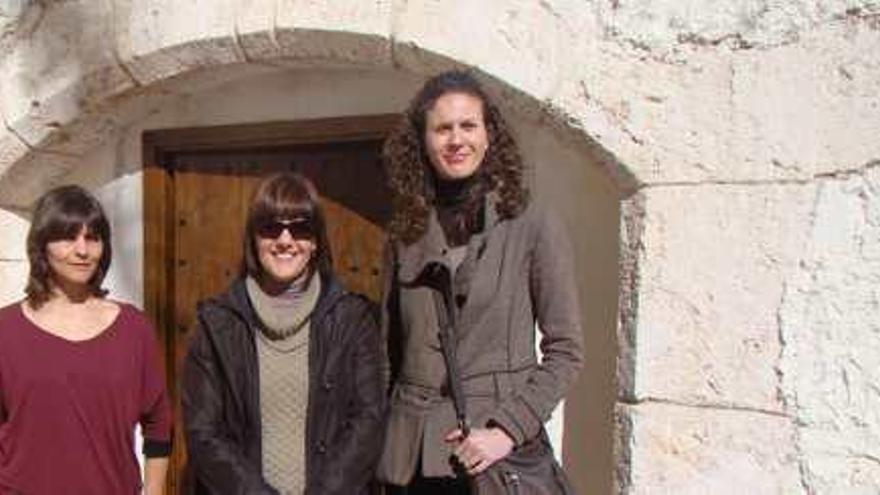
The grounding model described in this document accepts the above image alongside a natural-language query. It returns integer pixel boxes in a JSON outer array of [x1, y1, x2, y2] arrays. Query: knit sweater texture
[[246, 273, 320, 494]]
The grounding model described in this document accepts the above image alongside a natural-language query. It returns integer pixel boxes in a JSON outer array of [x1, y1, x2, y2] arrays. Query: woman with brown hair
[[182, 172, 385, 494], [378, 71, 585, 493], [0, 184, 172, 494]]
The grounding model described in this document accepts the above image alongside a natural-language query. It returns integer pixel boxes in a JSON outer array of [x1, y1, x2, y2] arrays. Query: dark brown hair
[[383, 70, 529, 244], [241, 172, 333, 280], [25, 184, 112, 308]]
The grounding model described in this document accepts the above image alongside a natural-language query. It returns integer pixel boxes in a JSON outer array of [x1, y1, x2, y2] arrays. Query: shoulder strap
[[428, 263, 471, 438], [389, 244, 471, 437]]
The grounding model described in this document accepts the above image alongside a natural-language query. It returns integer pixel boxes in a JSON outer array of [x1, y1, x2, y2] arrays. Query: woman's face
[[46, 225, 103, 290], [255, 218, 316, 286], [424, 91, 489, 181]]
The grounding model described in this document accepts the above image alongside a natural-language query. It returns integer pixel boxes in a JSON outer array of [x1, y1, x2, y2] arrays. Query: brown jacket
[[377, 198, 585, 484]]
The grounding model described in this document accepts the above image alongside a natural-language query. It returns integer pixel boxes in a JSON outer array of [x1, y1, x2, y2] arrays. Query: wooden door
[[143, 117, 396, 493]]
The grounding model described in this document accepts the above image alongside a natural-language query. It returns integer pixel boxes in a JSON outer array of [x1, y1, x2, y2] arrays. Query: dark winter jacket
[[182, 274, 385, 495]]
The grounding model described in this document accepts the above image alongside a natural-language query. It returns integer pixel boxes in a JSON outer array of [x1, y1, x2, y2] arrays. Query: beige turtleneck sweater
[[246, 273, 320, 495]]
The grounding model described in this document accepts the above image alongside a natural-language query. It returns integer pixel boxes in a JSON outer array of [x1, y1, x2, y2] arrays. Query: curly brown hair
[[383, 70, 529, 244]]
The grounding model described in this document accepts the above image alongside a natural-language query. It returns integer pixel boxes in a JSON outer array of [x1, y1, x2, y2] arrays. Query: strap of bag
[[390, 249, 471, 437], [428, 263, 471, 438]]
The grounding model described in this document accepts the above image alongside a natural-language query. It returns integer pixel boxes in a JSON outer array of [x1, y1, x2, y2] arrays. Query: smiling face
[[424, 91, 489, 181], [45, 225, 104, 291], [255, 219, 317, 289]]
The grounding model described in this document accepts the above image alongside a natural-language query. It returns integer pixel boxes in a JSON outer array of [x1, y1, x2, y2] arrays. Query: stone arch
[[0, 4, 633, 493], [0, 1, 640, 207]]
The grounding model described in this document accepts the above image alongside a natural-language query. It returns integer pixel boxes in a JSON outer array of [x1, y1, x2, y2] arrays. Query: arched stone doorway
[[0, 9, 626, 493]]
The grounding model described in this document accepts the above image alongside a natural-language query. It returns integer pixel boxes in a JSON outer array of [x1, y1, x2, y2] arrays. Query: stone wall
[[604, 3, 880, 493], [0, 208, 28, 303], [0, 1, 878, 493]]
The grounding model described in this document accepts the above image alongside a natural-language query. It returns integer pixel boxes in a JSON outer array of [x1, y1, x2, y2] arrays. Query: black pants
[[385, 457, 471, 495], [385, 475, 470, 495]]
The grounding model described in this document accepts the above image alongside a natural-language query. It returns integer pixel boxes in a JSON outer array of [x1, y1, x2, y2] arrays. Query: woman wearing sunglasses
[[0, 185, 172, 494], [182, 172, 385, 495]]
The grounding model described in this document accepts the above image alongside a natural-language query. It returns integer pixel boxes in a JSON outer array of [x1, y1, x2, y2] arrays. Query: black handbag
[[471, 430, 575, 495], [426, 262, 576, 495]]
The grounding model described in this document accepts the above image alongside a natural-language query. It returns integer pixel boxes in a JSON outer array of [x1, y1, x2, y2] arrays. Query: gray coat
[[377, 197, 585, 484]]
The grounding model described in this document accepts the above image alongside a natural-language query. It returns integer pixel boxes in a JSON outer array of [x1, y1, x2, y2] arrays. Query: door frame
[[141, 114, 399, 491]]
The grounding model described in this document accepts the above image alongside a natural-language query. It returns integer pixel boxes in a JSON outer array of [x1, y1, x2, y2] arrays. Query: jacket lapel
[[456, 195, 507, 335], [397, 196, 509, 340], [397, 208, 449, 285]]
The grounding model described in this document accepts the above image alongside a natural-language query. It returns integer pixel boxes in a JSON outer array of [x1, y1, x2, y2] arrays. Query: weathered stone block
[[0, 0, 135, 152], [0, 121, 29, 177], [272, 30, 391, 70], [0, 152, 81, 209], [232, 0, 277, 61], [95, 174, 144, 306], [113, 0, 241, 85], [392, 2, 597, 101], [550, 19, 880, 187], [273, 0, 392, 68], [779, 165, 880, 492], [0, 260, 27, 307], [0, 208, 28, 260], [276, 0, 391, 36], [728, 24, 880, 182], [627, 183, 817, 411], [591, 0, 854, 54], [616, 402, 802, 494]]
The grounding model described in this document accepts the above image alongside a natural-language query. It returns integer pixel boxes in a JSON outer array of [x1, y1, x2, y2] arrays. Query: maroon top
[[0, 302, 172, 495]]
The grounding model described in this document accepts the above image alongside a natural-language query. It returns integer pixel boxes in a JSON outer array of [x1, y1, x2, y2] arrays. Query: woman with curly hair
[[377, 70, 584, 493]]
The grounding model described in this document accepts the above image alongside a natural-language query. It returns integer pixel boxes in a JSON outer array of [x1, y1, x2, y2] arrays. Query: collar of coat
[[203, 272, 346, 335], [395, 192, 515, 335], [397, 191, 502, 284]]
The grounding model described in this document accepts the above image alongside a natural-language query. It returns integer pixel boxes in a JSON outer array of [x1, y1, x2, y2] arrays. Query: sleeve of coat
[[380, 239, 408, 397], [319, 301, 387, 495], [488, 206, 585, 445], [181, 309, 279, 495]]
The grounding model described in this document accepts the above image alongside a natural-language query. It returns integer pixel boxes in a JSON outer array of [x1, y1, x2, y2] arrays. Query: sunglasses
[[255, 218, 314, 240]]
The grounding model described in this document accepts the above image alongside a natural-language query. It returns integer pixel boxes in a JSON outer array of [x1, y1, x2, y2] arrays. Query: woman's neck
[[36, 294, 98, 313], [257, 269, 313, 297], [435, 173, 480, 206], [434, 173, 485, 246], [48, 277, 93, 304], [247, 271, 321, 339]]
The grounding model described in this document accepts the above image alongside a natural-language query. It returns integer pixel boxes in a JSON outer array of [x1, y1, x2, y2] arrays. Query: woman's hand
[[445, 426, 514, 475]]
